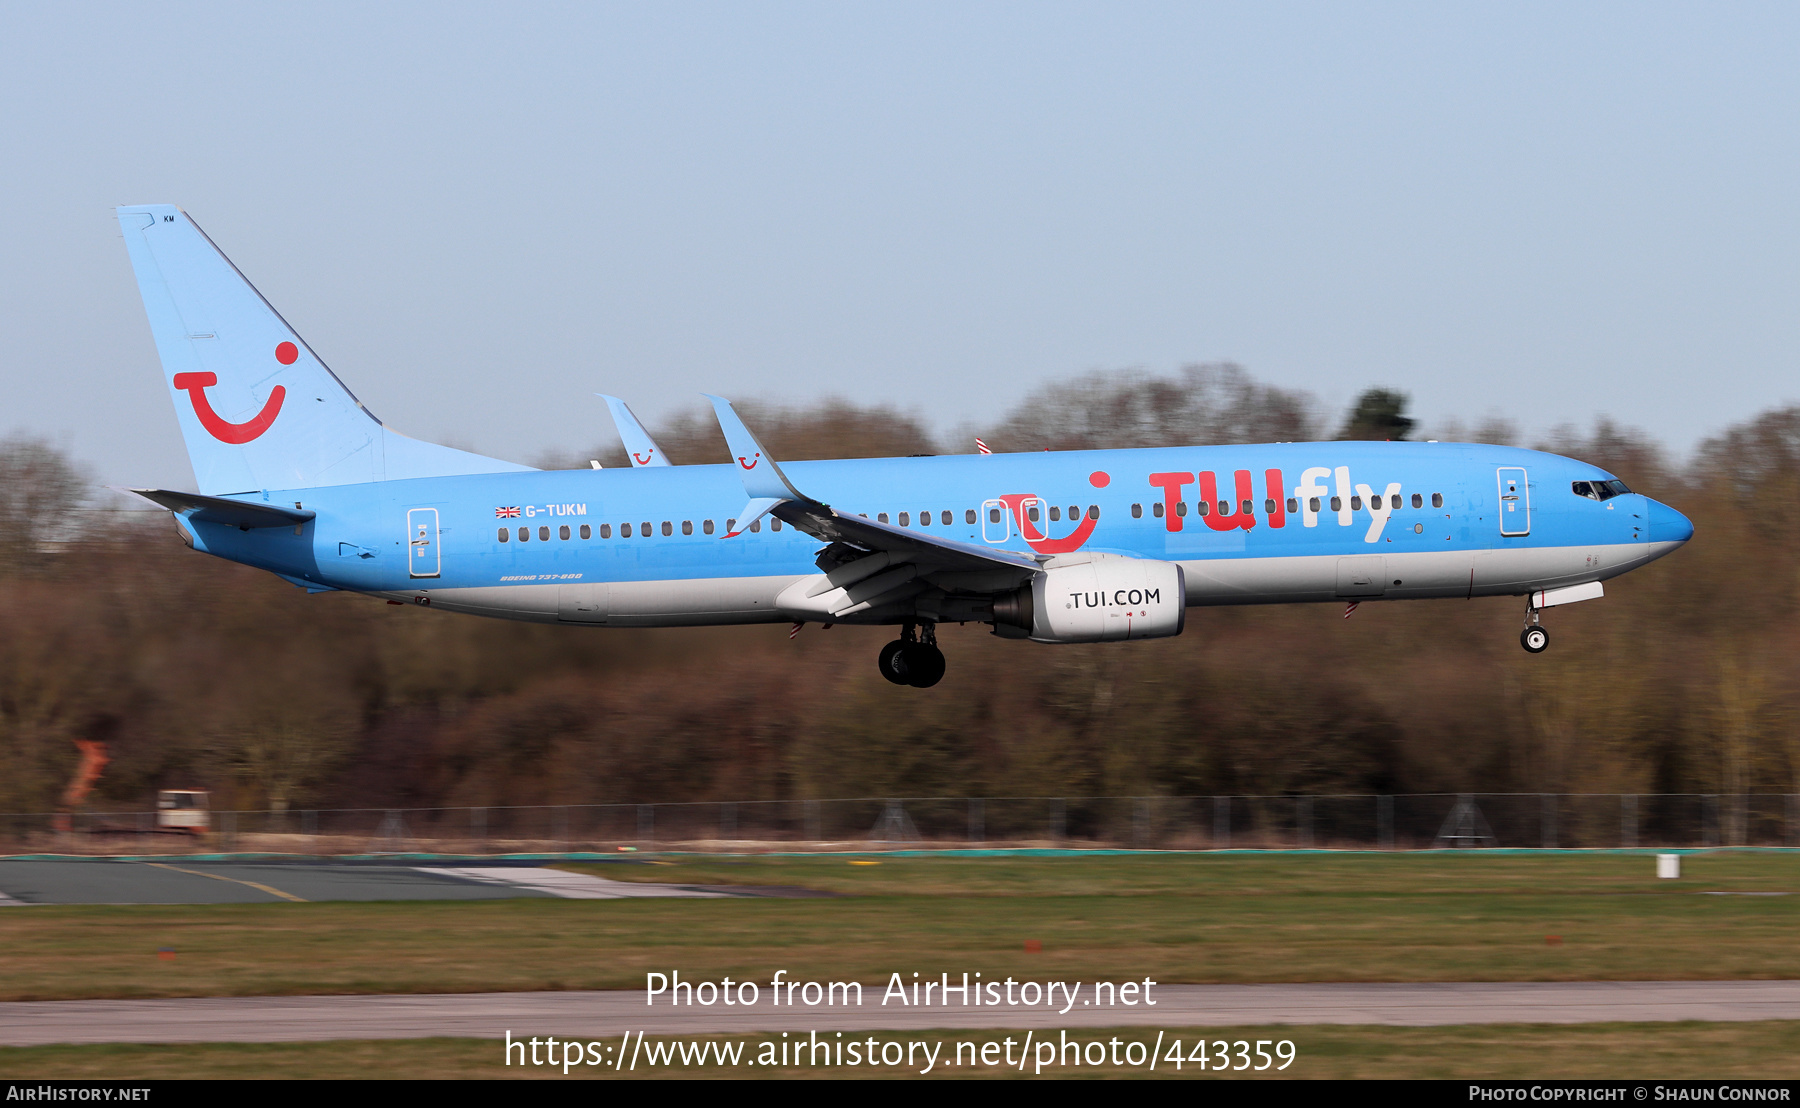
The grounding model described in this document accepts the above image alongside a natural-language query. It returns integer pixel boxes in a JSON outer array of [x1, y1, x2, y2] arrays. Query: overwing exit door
[[407, 508, 440, 578], [981, 498, 1010, 543], [1497, 468, 1530, 536]]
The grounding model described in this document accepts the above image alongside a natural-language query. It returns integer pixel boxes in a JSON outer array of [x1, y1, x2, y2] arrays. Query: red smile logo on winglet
[[169, 342, 293, 444], [738, 453, 761, 470], [633, 451, 656, 465]]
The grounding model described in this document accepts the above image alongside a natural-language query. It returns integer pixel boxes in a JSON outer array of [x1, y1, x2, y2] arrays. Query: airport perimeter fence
[[5, 792, 1800, 855]]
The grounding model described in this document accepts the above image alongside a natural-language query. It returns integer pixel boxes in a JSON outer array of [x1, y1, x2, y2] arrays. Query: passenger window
[[1411, 493, 1423, 509], [1432, 493, 1444, 508], [1194, 501, 1206, 516], [1176, 501, 1189, 517], [726, 519, 736, 532], [1264, 499, 1276, 514], [1217, 501, 1230, 515], [918, 510, 930, 526], [498, 528, 509, 542], [600, 523, 612, 538], [1370, 496, 1382, 510], [942, 511, 952, 525], [749, 520, 761, 533], [1049, 506, 1062, 522], [580, 524, 591, 540], [1350, 496, 1362, 511], [641, 521, 651, 537], [1309, 497, 1321, 513], [966, 509, 977, 524], [661, 521, 672, 537], [1027, 506, 1039, 522], [1240, 499, 1252, 514], [899, 512, 911, 526], [1131, 503, 1143, 518], [682, 520, 693, 535], [1330, 497, 1342, 512], [559, 525, 570, 540], [703, 520, 714, 535], [621, 522, 633, 538], [1286, 498, 1298, 513], [879, 512, 890, 524], [1088, 504, 1099, 519], [987, 508, 1001, 523], [519, 526, 530, 542], [539, 526, 550, 541], [1152, 502, 1164, 518], [771, 519, 782, 532]]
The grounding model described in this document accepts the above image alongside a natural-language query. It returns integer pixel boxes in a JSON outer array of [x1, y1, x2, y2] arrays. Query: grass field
[[5, 1022, 1800, 1079], [0, 852, 1796, 1002]]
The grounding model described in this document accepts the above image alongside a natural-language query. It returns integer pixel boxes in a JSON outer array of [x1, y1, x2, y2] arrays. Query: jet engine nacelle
[[992, 552, 1186, 643]]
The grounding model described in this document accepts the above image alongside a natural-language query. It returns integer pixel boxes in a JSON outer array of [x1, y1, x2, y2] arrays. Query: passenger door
[[1497, 468, 1530, 536], [406, 508, 440, 578]]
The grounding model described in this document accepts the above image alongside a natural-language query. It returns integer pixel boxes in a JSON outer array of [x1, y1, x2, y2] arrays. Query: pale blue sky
[[2, 2, 1797, 489]]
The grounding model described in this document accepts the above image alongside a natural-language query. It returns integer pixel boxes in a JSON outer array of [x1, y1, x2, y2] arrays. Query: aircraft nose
[[1645, 498, 1694, 545]]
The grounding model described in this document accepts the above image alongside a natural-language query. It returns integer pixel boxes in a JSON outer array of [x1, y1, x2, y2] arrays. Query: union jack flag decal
[[494, 506, 520, 518]]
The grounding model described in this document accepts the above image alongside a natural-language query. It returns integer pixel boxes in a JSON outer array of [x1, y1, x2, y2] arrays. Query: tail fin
[[116, 205, 531, 494]]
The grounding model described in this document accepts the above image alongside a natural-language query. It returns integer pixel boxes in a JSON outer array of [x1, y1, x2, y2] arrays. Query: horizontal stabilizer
[[599, 395, 672, 467], [127, 488, 315, 529]]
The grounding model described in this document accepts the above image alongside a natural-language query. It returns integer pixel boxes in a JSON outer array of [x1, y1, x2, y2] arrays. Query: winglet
[[598, 395, 672, 467], [705, 395, 805, 502], [724, 496, 785, 538]]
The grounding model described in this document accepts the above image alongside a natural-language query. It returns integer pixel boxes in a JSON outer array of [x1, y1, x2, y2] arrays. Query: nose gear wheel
[[1520, 603, 1548, 653]]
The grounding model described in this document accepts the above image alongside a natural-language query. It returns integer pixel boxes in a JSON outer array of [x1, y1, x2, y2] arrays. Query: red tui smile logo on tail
[[169, 342, 292, 444]]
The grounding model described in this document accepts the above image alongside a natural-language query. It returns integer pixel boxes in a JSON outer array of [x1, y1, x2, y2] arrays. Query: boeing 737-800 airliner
[[116, 205, 1693, 688]]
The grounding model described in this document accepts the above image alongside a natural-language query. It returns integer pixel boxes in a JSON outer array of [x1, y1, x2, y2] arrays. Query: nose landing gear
[[878, 623, 946, 688], [1520, 604, 1549, 653]]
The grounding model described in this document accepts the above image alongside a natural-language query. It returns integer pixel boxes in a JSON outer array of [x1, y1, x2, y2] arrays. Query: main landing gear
[[879, 623, 946, 688], [1520, 604, 1549, 654]]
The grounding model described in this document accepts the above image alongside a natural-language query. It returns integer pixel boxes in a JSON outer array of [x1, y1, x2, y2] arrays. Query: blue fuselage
[[178, 439, 1691, 628]]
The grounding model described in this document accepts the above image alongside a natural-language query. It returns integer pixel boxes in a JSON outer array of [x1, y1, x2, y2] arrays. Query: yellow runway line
[[141, 862, 307, 903]]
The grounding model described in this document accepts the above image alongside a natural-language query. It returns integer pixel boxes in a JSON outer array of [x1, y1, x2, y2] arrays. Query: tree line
[[0, 366, 1792, 842]]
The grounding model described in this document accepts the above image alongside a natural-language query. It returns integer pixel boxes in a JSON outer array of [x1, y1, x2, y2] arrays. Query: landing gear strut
[[1520, 605, 1549, 654], [878, 623, 946, 688]]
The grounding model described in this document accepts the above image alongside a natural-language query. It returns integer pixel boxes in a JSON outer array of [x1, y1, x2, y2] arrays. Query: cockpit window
[[1572, 479, 1632, 501]]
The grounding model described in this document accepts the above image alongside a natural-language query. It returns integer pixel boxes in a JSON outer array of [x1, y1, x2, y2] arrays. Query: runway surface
[[0, 860, 762, 904], [5, 982, 1800, 1045]]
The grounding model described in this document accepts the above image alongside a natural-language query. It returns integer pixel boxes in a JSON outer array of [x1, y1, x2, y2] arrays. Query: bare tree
[[981, 363, 1321, 452], [0, 436, 91, 572]]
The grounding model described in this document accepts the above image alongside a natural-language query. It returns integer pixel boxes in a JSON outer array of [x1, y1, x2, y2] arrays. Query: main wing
[[705, 395, 1038, 623]]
